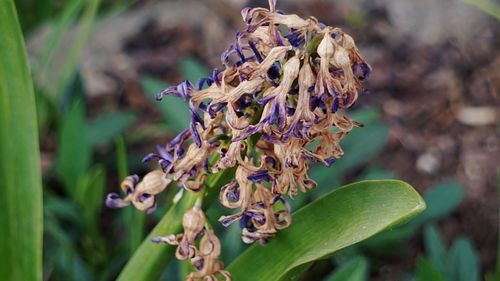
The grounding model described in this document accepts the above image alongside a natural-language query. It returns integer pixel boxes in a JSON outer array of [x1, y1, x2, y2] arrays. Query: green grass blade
[[55, 101, 91, 195], [447, 237, 480, 281], [227, 180, 425, 281], [326, 257, 369, 281], [0, 0, 43, 280], [116, 137, 146, 255], [55, 0, 101, 99], [424, 224, 448, 275], [36, 0, 84, 84]]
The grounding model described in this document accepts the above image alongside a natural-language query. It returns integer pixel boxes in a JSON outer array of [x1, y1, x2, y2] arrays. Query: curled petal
[[105, 193, 130, 208], [219, 214, 241, 227], [151, 234, 182, 245]]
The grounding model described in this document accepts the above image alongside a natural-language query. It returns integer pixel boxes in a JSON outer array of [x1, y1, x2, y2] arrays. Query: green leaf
[[335, 123, 390, 174], [0, 0, 43, 280], [227, 180, 426, 280], [416, 256, 448, 281], [88, 111, 137, 147], [347, 107, 381, 124], [140, 77, 191, 132], [447, 237, 480, 281], [424, 225, 448, 274], [116, 137, 146, 255], [36, 0, 85, 85], [56, 101, 91, 195], [55, 0, 101, 99], [74, 165, 106, 233], [362, 181, 464, 250], [180, 56, 210, 83], [326, 257, 369, 281]]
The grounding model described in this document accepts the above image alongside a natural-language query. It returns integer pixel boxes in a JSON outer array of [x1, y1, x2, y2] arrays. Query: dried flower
[[153, 203, 231, 280], [106, 170, 170, 213], [106, 0, 370, 279]]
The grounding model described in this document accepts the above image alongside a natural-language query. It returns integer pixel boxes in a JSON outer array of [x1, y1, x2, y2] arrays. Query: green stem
[[116, 137, 146, 255]]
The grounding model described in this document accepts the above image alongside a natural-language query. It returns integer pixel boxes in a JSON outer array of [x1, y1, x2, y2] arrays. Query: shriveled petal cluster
[[153, 204, 231, 281], [106, 0, 370, 279], [106, 171, 171, 213]]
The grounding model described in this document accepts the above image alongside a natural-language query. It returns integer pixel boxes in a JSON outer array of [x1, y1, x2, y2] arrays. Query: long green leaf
[[55, 101, 91, 195], [447, 237, 480, 281], [0, 0, 43, 280], [424, 224, 448, 275], [55, 0, 101, 99], [36, 0, 85, 84], [227, 180, 425, 280]]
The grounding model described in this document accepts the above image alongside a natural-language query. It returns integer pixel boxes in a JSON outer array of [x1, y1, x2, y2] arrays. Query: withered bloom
[[106, 0, 370, 279], [153, 204, 232, 280]]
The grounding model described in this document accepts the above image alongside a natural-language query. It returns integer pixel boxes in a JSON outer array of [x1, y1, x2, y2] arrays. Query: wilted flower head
[[153, 203, 232, 280], [106, 171, 170, 213], [106, 0, 371, 279]]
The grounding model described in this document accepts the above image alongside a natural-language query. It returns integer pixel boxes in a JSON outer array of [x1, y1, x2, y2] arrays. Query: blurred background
[[16, 0, 499, 280]]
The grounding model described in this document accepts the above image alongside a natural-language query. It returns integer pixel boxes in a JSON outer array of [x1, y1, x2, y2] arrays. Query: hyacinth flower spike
[[106, 0, 371, 279]]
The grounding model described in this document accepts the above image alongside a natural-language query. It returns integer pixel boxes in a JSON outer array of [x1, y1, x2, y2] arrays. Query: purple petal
[[241, 7, 252, 23], [105, 193, 129, 208], [142, 153, 156, 163], [176, 80, 193, 100], [220, 215, 239, 227], [285, 29, 305, 47], [168, 129, 190, 149], [247, 170, 271, 183], [325, 157, 336, 167], [190, 121, 202, 147], [156, 145, 173, 162], [212, 68, 222, 86], [249, 41, 263, 63], [267, 62, 281, 80], [155, 85, 178, 101], [272, 195, 292, 213], [331, 95, 339, 113], [189, 102, 205, 127], [274, 29, 284, 46], [196, 77, 213, 90]]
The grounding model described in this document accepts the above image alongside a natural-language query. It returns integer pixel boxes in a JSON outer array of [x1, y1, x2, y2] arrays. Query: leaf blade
[[0, 0, 43, 280], [227, 180, 425, 281]]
